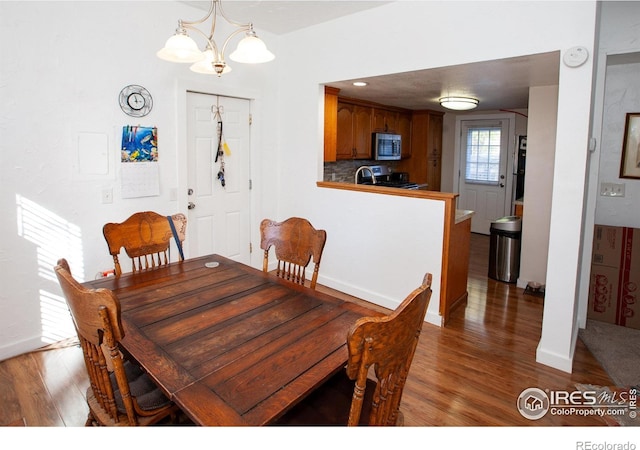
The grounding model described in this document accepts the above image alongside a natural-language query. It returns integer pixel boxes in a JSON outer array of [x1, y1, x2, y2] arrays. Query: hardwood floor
[[0, 233, 613, 427]]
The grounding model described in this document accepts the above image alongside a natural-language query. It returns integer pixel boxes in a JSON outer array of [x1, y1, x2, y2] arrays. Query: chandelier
[[157, 0, 275, 77]]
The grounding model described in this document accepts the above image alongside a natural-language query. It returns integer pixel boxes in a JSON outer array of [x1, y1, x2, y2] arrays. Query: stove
[[374, 180, 421, 190], [355, 165, 422, 190]]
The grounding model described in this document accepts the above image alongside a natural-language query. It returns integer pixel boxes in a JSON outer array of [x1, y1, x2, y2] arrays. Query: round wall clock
[[119, 85, 153, 117]]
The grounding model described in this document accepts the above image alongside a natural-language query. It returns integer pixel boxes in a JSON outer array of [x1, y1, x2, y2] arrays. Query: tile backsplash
[[323, 160, 400, 183]]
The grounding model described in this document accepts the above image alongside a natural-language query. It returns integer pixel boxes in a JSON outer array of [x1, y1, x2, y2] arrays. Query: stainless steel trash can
[[488, 216, 522, 283]]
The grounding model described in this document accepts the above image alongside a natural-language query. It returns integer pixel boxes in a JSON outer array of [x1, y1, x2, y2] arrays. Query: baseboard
[[535, 342, 574, 373], [0, 336, 44, 362]]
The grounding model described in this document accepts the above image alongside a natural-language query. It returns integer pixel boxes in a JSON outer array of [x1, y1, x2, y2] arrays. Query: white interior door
[[458, 119, 511, 235], [186, 92, 251, 263]]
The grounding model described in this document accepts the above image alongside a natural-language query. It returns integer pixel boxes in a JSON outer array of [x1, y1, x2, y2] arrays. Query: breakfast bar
[[318, 181, 473, 325]]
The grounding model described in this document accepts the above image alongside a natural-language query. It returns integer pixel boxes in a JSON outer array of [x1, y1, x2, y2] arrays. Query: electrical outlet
[[600, 182, 625, 197], [102, 188, 113, 204], [612, 183, 625, 197]]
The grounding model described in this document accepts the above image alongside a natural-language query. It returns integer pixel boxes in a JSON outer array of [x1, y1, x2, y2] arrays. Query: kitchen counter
[[318, 181, 457, 200], [318, 181, 472, 326], [455, 209, 474, 224]]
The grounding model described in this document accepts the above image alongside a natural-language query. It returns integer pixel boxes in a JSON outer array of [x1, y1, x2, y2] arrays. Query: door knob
[[187, 188, 194, 195], [188, 202, 196, 210], [500, 183, 505, 188]]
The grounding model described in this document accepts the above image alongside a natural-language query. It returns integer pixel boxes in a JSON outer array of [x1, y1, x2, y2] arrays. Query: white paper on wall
[[76, 132, 109, 179], [120, 161, 160, 198]]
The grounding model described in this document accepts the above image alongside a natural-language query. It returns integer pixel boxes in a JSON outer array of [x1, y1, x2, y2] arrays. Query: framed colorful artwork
[[121, 126, 157, 162], [620, 113, 640, 179]]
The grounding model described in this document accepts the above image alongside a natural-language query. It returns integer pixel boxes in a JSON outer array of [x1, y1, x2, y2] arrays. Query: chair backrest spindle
[[274, 272, 433, 427], [346, 273, 432, 425], [260, 217, 327, 289], [103, 211, 186, 276], [54, 259, 176, 426]]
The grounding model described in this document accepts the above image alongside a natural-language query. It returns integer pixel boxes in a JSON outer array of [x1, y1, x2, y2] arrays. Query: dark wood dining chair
[[260, 217, 327, 289], [275, 273, 433, 426], [54, 259, 179, 426], [103, 211, 187, 276]]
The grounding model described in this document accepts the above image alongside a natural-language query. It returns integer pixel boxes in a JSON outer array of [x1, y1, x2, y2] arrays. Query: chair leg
[[85, 411, 97, 427]]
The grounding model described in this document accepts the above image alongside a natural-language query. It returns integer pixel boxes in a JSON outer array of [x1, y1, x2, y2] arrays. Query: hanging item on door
[[213, 105, 226, 188]]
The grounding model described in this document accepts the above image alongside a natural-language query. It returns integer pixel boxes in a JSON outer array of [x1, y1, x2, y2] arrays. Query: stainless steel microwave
[[373, 133, 401, 160]]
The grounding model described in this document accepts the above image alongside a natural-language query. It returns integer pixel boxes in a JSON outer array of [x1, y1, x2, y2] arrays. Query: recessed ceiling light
[[353, 81, 368, 87]]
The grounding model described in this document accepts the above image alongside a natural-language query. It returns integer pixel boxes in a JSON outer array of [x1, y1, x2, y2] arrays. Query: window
[[465, 127, 501, 184]]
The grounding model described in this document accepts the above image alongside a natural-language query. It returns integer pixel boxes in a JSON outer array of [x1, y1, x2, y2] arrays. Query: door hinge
[[249, 242, 253, 253], [249, 114, 252, 125], [249, 179, 252, 190]]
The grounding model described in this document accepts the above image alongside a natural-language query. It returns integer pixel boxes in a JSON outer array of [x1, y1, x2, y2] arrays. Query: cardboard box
[[588, 225, 640, 330]]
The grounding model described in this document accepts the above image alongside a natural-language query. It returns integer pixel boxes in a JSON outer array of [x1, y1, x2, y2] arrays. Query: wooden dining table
[[84, 254, 377, 426]]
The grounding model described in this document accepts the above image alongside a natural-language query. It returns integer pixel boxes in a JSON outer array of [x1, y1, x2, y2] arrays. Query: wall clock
[[119, 85, 153, 117]]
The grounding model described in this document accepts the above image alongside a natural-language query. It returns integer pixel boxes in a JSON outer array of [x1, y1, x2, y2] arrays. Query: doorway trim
[[452, 112, 516, 222], [175, 78, 263, 268]]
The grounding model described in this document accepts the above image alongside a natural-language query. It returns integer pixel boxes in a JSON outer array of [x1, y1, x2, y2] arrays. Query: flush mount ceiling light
[[353, 81, 368, 87], [157, 0, 274, 77], [439, 96, 479, 111]]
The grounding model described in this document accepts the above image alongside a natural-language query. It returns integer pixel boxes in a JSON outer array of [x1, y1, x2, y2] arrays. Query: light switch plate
[[600, 182, 625, 197], [102, 188, 113, 203]]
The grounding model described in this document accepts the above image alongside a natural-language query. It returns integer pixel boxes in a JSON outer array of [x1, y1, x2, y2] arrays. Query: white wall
[[275, 1, 598, 372], [595, 58, 640, 226], [0, 1, 601, 374], [518, 86, 558, 288], [0, 1, 279, 360], [578, 1, 640, 331]]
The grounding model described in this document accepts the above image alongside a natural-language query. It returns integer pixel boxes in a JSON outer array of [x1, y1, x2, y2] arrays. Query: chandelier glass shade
[[157, 0, 274, 77], [157, 31, 203, 63], [439, 96, 479, 110], [229, 32, 274, 63]]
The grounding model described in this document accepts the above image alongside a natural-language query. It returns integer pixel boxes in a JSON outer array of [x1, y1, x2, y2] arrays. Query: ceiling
[[182, 1, 561, 112], [184, 1, 389, 34], [327, 52, 561, 112]]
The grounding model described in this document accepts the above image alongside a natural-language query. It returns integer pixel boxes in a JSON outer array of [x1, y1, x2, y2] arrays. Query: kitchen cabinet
[[372, 108, 399, 133], [398, 112, 412, 158], [514, 201, 524, 217], [426, 113, 443, 191], [373, 107, 411, 157], [325, 95, 413, 162], [441, 210, 473, 325], [323, 87, 340, 162], [336, 101, 372, 160], [395, 110, 443, 190]]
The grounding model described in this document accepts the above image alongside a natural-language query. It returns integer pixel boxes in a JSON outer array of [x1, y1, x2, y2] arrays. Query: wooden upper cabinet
[[323, 87, 340, 162], [398, 112, 412, 158], [352, 105, 373, 159], [395, 110, 443, 190], [427, 113, 443, 159], [336, 103, 355, 159], [336, 101, 372, 160], [326, 95, 413, 162], [372, 108, 399, 133], [426, 113, 443, 191]]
